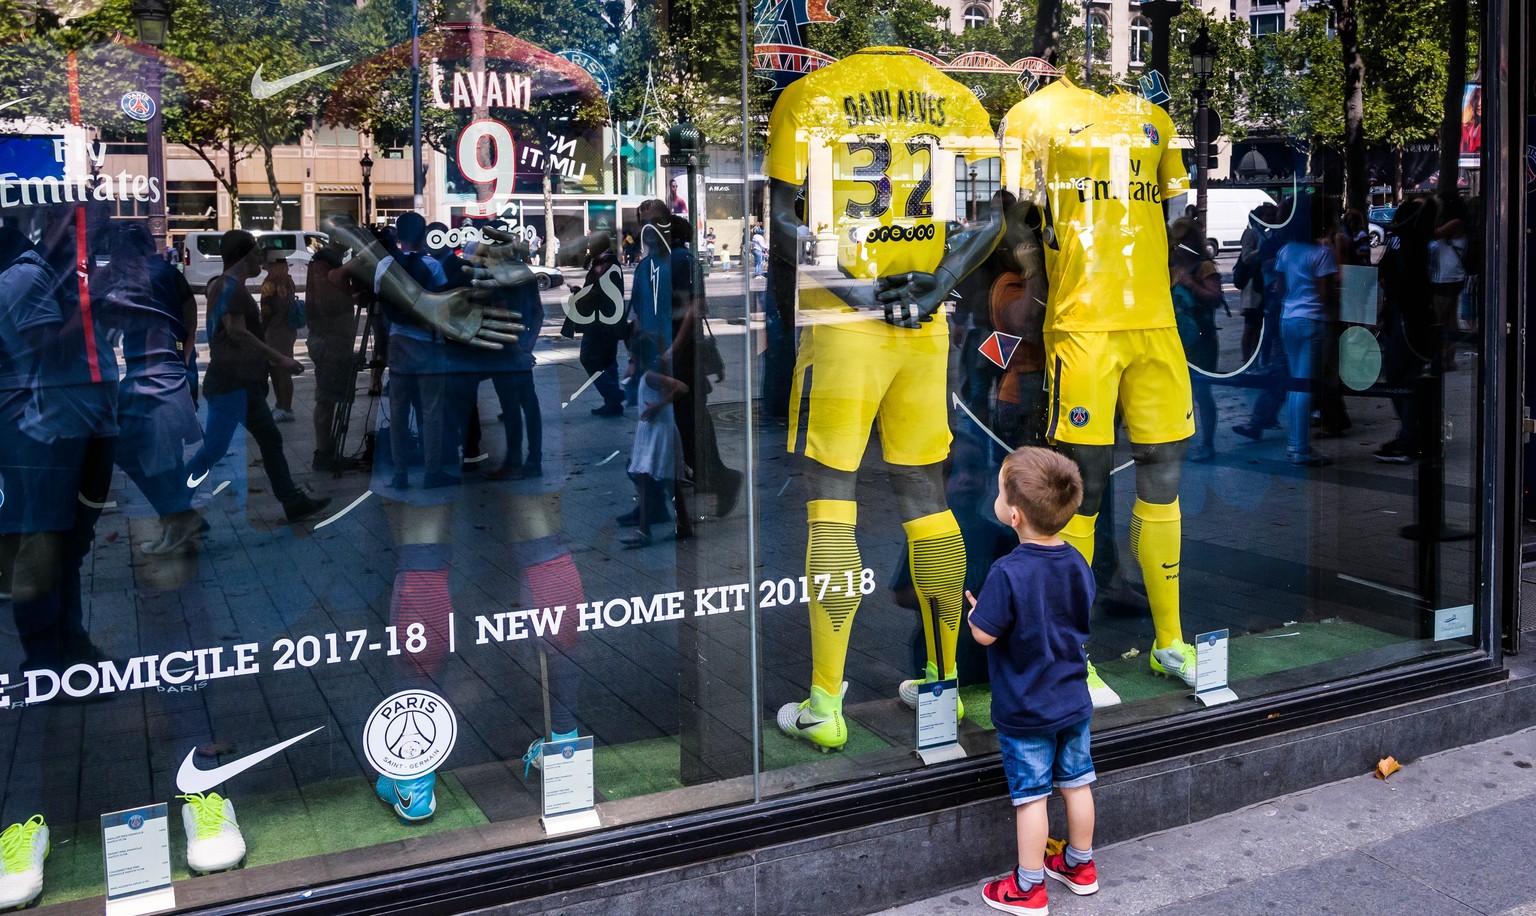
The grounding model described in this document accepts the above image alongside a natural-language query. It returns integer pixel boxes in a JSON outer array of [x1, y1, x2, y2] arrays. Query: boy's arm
[[964, 589, 997, 646], [966, 573, 1013, 647]]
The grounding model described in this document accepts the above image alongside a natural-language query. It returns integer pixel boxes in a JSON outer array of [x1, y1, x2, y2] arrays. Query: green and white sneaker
[[1086, 657, 1121, 708], [180, 793, 246, 874], [1150, 639, 1198, 687], [897, 662, 966, 721], [777, 682, 849, 752], [0, 816, 48, 909]]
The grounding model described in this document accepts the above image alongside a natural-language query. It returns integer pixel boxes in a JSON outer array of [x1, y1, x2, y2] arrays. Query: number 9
[[457, 119, 515, 218]]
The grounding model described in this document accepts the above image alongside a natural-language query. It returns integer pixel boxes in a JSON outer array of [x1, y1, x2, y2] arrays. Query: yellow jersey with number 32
[[1001, 79, 1188, 332], [767, 48, 997, 316]]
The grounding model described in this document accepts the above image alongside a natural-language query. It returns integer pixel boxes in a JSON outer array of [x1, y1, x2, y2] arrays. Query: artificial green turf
[[959, 619, 1403, 730], [760, 717, 892, 769], [595, 737, 686, 799], [35, 772, 487, 906], [592, 716, 897, 796]]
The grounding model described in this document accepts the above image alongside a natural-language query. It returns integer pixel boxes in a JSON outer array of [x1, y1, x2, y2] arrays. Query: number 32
[[843, 137, 934, 221]]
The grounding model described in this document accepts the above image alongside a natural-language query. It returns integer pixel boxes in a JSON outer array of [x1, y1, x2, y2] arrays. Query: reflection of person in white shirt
[[1429, 194, 1469, 367]]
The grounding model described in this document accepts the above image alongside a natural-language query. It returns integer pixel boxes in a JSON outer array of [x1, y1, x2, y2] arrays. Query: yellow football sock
[[807, 499, 861, 697], [1061, 513, 1097, 567], [1130, 498, 1183, 649], [904, 510, 965, 678]]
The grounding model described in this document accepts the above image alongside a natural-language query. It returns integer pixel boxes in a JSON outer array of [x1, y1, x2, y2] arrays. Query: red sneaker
[[1043, 851, 1099, 895], [982, 871, 1048, 914]]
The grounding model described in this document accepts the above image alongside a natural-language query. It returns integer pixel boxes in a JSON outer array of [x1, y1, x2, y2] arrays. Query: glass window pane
[[0, 0, 1497, 907]]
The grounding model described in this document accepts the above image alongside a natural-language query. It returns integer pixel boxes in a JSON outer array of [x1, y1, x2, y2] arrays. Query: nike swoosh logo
[[395, 788, 412, 806], [1161, 562, 1179, 569], [177, 726, 324, 794], [251, 60, 349, 99], [1068, 123, 1093, 136], [0, 96, 32, 113], [794, 712, 825, 730], [186, 469, 209, 488]]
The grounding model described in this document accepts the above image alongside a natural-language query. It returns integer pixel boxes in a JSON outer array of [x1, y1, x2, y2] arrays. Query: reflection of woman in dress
[[620, 335, 691, 548], [260, 257, 299, 422]]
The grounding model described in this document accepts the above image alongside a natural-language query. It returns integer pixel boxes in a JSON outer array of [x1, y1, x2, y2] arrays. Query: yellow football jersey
[[767, 47, 998, 331], [1001, 79, 1188, 332]]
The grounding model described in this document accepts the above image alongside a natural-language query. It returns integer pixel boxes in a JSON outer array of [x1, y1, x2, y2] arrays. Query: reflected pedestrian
[[184, 230, 330, 522]]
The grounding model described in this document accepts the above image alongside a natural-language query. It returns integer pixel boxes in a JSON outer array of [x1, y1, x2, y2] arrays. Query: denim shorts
[[998, 719, 1096, 805]]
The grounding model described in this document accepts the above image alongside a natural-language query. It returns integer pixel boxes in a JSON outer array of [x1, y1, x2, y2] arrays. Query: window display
[[0, 0, 1498, 910]]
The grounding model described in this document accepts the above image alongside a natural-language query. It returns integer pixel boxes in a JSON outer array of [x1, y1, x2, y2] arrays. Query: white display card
[[101, 804, 175, 916]]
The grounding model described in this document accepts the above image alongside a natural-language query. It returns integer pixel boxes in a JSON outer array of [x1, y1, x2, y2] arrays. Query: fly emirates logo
[[0, 138, 161, 208], [1054, 158, 1166, 206]]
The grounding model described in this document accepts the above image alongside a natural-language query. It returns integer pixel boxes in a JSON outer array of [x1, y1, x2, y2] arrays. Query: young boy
[[968, 446, 1099, 914]]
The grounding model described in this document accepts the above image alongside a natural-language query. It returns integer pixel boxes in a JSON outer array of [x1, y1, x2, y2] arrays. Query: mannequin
[[766, 47, 1004, 750], [1000, 78, 1198, 686]]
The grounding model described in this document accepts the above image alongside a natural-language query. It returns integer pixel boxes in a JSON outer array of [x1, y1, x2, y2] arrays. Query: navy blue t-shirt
[[968, 542, 1095, 736]]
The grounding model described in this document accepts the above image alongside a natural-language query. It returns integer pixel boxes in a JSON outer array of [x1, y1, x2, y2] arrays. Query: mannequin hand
[[416, 287, 523, 351], [466, 227, 539, 291], [874, 271, 947, 328]]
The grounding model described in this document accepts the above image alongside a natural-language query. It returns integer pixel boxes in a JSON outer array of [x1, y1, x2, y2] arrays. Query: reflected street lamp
[[131, 0, 169, 46], [1189, 22, 1216, 242], [132, 0, 170, 254], [360, 150, 374, 226]]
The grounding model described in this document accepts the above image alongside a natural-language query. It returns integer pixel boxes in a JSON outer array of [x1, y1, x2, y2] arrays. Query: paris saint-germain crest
[[121, 91, 155, 121]]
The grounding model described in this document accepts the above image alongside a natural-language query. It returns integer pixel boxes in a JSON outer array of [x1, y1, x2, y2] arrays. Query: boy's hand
[[965, 589, 977, 620]]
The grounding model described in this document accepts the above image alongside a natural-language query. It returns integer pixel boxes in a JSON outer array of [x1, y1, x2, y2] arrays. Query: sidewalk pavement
[[873, 724, 1536, 916]]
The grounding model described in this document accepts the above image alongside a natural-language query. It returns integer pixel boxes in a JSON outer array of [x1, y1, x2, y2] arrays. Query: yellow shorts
[[788, 321, 952, 472], [1044, 328, 1194, 446]]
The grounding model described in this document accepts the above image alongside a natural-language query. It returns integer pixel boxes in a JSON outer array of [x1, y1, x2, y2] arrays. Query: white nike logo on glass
[[0, 96, 32, 113], [177, 726, 324, 794], [186, 469, 209, 488], [251, 60, 349, 99]]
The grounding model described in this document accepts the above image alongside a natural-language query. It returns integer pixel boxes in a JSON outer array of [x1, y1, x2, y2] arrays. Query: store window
[[1251, 12, 1285, 36], [374, 194, 417, 224], [167, 181, 218, 233], [314, 122, 361, 149], [1130, 15, 1151, 66], [0, 0, 1498, 911], [954, 155, 1000, 223], [1088, 10, 1111, 64], [236, 196, 303, 231], [315, 192, 361, 224]]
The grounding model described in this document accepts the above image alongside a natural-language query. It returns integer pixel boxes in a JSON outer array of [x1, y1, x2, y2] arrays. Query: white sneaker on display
[[1086, 658, 1121, 708], [180, 793, 247, 874], [1150, 640, 1199, 688], [0, 815, 48, 909]]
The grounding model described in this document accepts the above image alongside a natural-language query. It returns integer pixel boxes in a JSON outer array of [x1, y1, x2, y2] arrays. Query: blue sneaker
[[521, 729, 580, 778], [375, 773, 436, 825]]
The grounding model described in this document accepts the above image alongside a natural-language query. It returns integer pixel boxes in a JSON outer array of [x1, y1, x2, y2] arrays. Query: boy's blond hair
[[1000, 447, 1083, 536]]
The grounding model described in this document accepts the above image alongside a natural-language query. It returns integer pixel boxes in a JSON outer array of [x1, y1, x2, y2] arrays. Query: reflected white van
[[1167, 189, 1277, 255], [183, 229, 328, 295]]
